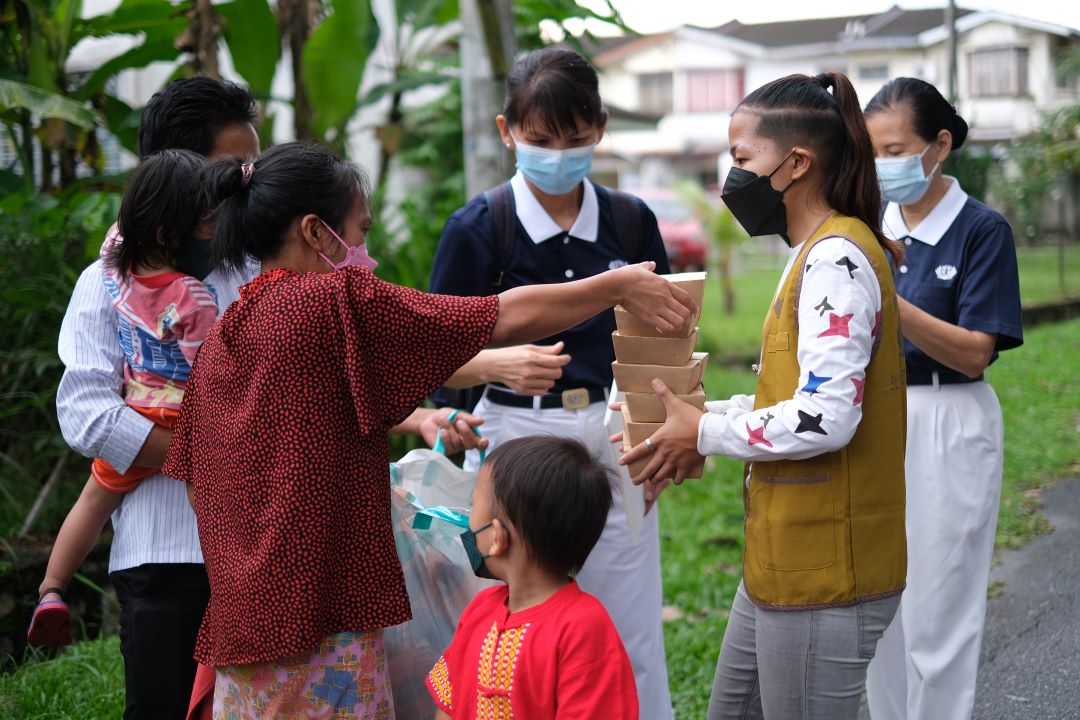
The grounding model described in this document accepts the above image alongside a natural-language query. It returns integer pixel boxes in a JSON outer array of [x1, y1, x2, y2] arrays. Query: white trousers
[[465, 394, 674, 720], [865, 381, 1004, 720]]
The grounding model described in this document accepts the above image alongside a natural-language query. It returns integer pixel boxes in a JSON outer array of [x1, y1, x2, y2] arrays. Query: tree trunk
[[278, 0, 316, 141], [38, 143, 53, 194], [375, 89, 404, 199], [179, 0, 222, 78], [720, 250, 736, 315], [460, 0, 515, 196]]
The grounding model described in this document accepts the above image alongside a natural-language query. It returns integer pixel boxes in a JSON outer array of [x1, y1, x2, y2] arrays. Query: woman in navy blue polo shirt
[[429, 48, 674, 718], [862, 78, 1024, 720]]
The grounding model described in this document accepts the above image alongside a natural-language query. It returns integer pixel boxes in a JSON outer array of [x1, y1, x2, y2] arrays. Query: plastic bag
[[605, 379, 645, 543], [385, 447, 496, 719]]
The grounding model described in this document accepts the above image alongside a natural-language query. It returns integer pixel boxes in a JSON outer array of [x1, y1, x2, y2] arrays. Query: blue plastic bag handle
[[412, 506, 470, 531], [431, 408, 486, 465]]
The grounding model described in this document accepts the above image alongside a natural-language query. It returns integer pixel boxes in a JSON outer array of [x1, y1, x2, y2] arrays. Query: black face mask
[[460, 522, 495, 580], [174, 237, 216, 281], [721, 152, 796, 242]]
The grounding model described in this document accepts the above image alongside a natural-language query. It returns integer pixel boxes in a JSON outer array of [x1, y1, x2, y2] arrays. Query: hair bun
[[814, 73, 836, 92]]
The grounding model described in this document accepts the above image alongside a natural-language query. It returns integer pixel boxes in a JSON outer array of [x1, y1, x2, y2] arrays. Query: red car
[[634, 188, 709, 272]]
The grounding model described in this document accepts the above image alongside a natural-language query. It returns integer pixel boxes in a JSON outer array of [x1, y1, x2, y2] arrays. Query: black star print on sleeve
[[794, 410, 827, 435], [836, 256, 859, 279]]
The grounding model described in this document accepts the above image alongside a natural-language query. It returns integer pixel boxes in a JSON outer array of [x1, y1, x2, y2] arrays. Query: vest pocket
[[766, 331, 791, 353], [750, 474, 836, 571]]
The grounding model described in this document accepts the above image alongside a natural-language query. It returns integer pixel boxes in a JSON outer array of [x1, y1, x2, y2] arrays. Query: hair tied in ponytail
[[815, 73, 836, 93], [241, 162, 255, 188]]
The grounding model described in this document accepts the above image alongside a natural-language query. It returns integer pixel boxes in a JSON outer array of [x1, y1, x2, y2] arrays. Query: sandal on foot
[[27, 587, 72, 647]]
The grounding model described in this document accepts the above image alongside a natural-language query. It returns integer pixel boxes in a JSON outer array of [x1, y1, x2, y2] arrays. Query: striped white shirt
[[57, 258, 253, 572]]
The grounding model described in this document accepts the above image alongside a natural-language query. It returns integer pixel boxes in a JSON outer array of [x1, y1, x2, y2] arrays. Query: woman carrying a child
[[161, 141, 695, 717], [621, 72, 908, 719], [29, 150, 220, 647]]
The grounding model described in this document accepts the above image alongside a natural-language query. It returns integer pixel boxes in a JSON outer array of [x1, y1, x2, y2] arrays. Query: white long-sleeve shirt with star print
[[697, 236, 882, 462]]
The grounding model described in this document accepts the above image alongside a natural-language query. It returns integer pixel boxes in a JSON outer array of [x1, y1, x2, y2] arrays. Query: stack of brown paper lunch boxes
[[611, 272, 709, 480]]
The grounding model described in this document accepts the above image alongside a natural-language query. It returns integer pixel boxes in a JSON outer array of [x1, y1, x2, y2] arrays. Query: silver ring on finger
[[644, 437, 657, 453]]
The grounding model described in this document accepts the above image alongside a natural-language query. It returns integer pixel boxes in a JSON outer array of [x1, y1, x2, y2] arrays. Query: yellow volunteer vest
[[745, 213, 907, 609]]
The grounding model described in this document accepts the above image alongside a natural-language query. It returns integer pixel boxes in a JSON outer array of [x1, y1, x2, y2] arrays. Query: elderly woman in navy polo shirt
[[862, 78, 1024, 720], [429, 48, 675, 718]]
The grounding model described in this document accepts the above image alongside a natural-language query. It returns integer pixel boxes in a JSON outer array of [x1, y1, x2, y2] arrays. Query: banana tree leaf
[[396, 0, 454, 28], [359, 70, 450, 107], [434, 0, 459, 25], [28, 31, 61, 94], [217, 0, 280, 98], [103, 94, 141, 154], [85, 0, 185, 38], [302, 0, 379, 139], [54, 0, 82, 68], [0, 80, 102, 129], [77, 36, 181, 100]]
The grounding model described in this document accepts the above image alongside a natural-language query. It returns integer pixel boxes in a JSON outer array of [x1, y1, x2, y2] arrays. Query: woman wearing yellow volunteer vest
[[619, 72, 908, 719], [863, 78, 1023, 720]]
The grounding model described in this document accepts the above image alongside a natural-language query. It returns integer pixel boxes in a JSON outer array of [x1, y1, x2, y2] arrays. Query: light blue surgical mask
[[875, 143, 939, 206], [511, 131, 596, 195]]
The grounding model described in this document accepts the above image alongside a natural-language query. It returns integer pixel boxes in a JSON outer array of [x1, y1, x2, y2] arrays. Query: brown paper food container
[[620, 406, 705, 479], [613, 271, 707, 339], [612, 329, 699, 367], [611, 352, 708, 394], [663, 271, 707, 307], [624, 384, 707, 423], [614, 306, 696, 339]]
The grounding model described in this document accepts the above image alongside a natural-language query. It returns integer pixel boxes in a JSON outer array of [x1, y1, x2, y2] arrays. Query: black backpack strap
[[603, 186, 647, 263], [483, 182, 516, 289]]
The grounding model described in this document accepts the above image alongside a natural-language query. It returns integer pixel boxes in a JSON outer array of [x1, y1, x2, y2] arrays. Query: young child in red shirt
[[427, 436, 639, 719]]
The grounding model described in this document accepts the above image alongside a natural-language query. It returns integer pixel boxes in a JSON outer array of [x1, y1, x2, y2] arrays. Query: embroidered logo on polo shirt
[[608, 259, 628, 271], [935, 264, 958, 281]]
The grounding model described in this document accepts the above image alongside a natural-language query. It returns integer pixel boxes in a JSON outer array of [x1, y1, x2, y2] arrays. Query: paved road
[[974, 476, 1080, 720], [859, 476, 1080, 720]]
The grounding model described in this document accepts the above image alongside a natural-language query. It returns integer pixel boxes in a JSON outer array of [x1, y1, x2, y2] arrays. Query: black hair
[[109, 149, 209, 279], [201, 142, 370, 271], [737, 72, 904, 265], [485, 437, 613, 576], [138, 76, 257, 158], [504, 48, 606, 137], [864, 77, 969, 150]]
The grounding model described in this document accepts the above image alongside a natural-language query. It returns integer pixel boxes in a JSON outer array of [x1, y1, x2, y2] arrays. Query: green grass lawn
[[0, 636, 124, 719], [1015, 244, 1080, 305]]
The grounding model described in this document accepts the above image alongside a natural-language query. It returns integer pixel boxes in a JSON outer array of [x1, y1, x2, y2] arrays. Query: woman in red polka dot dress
[[161, 142, 695, 719]]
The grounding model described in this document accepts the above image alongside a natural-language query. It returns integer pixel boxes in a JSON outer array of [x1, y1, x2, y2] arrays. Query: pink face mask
[[316, 218, 378, 271]]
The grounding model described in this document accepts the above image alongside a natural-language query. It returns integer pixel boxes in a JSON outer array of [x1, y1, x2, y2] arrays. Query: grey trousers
[[707, 581, 901, 720]]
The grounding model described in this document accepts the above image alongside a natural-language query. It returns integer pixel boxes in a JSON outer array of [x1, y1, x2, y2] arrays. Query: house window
[[1052, 36, 1077, 90], [639, 73, 674, 115], [686, 69, 744, 113], [970, 47, 1029, 97], [858, 64, 890, 81]]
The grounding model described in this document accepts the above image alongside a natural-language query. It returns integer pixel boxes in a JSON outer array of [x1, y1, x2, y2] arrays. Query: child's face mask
[[174, 236, 216, 281], [460, 522, 495, 580], [315, 218, 378, 271]]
